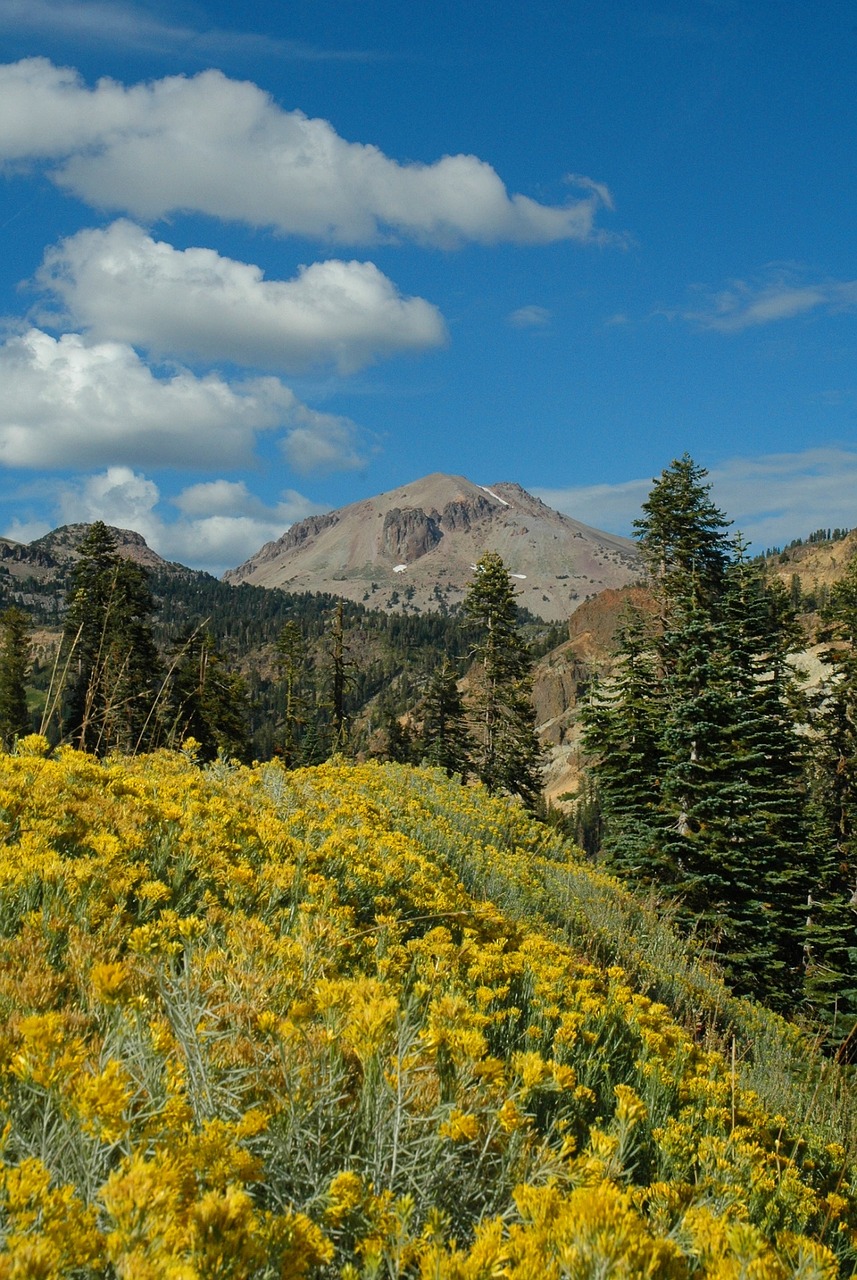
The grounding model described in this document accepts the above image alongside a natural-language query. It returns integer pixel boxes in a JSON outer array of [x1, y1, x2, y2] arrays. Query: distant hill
[[224, 472, 640, 622], [0, 523, 183, 599], [766, 527, 857, 605]]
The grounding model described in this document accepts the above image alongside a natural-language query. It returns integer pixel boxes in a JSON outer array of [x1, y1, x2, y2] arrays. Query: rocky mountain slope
[[0, 523, 176, 588], [768, 527, 857, 598], [224, 473, 640, 622]]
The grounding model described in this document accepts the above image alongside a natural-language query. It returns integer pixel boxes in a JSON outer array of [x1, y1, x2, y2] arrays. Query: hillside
[[225, 472, 640, 622], [768, 528, 857, 604], [0, 743, 854, 1275]]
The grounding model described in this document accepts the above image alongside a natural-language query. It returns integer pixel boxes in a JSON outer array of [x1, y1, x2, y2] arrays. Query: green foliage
[[586, 460, 811, 1014], [633, 451, 732, 605], [803, 556, 857, 1049], [464, 552, 544, 808], [273, 620, 312, 766], [58, 522, 161, 754], [0, 607, 31, 748], [414, 658, 473, 778], [582, 608, 665, 878], [160, 629, 252, 762]]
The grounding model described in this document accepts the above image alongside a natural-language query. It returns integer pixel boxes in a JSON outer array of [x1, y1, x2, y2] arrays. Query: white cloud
[[173, 479, 268, 518], [54, 466, 325, 572], [535, 477, 652, 534], [534, 447, 857, 550], [57, 465, 159, 527], [37, 220, 447, 372], [0, 58, 616, 246], [707, 448, 857, 548], [508, 305, 551, 328], [2, 516, 51, 543], [283, 416, 365, 473], [675, 270, 857, 332], [0, 328, 366, 471], [0, 0, 370, 61]]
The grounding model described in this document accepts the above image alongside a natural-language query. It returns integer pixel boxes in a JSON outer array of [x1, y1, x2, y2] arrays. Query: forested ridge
[[0, 528, 563, 766]]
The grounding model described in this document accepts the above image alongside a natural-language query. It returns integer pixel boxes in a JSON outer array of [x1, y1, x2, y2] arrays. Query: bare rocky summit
[[224, 473, 640, 621], [0, 524, 176, 587]]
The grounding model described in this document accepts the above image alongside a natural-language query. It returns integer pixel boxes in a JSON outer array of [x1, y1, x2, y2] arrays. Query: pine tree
[[274, 620, 310, 767], [416, 658, 474, 779], [61, 522, 161, 753], [656, 559, 807, 1004], [163, 630, 251, 762], [803, 556, 857, 1048], [326, 600, 353, 754], [584, 460, 810, 1009], [581, 608, 665, 878], [633, 452, 732, 608], [464, 551, 543, 808], [0, 607, 31, 748]]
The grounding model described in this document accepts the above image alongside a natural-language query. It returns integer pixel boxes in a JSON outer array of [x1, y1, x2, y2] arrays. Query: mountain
[[0, 523, 177, 588], [224, 473, 640, 621]]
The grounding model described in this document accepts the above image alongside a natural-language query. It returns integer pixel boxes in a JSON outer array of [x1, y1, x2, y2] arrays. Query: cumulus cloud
[[54, 466, 326, 572], [0, 58, 616, 246], [507, 305, 551, 328], [534, 447, 857, 550], [0, 328, 366, 471], [37, 220, 447, 372], [674, 270, 857, 332], [2, 516, 52, 543], [57, 465, 159, 528]]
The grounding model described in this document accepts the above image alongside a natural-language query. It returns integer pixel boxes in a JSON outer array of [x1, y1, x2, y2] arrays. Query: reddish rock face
[[380, 508, 444, 562]]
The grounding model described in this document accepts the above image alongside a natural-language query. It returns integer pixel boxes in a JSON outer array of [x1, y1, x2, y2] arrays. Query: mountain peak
[[224, 472, 639, 621]]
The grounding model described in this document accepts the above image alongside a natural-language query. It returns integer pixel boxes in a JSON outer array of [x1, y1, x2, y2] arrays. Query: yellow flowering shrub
[[0, 748, 853, 1276]]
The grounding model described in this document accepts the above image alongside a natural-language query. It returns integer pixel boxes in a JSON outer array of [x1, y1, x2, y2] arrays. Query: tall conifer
[[61, 522, 161, 753], [0, 607, 31, 748], [581, 609, 665, 878], [803, 557, 857, 1047], [416, 659, 473, 779], [585, 458, 809, 1009], [464, 551, 543, 808]]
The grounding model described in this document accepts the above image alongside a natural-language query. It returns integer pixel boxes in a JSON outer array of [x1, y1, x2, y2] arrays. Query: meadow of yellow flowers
[[0, 736, 854, 1277]]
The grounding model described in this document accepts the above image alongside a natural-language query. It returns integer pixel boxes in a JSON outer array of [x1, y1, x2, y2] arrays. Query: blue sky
[[0, 0, 855, 572]]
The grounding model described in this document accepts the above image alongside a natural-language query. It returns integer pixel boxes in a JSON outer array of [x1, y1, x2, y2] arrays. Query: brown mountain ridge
[[224, 473, 640, 622]]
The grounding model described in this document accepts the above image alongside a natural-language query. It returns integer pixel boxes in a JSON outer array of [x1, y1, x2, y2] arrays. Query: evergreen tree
[[656, 557, 807, 1004], [274, 620, 310, 766], [415, 658, 473, 779], [803, 556, 857, 1049], [584, 460, 810, 1010], [633, 453, 732, 608], [326, 600, 353, 754], [581, 608, 665, 879], [568, 774, 604, 859], [0, 607, 31, 748], [61, 522, 161, 753], [162, 630, 251, 762], [464, 552, 543, 808], [372, 700, 414, 764]]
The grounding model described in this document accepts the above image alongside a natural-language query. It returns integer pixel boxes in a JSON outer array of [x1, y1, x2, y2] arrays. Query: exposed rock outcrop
[[381, 508, 443, 562]]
